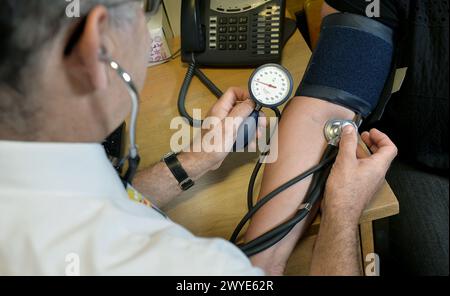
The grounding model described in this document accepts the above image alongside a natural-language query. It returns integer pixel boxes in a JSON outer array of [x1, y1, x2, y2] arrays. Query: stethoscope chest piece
[[324, 119, 359, 146]]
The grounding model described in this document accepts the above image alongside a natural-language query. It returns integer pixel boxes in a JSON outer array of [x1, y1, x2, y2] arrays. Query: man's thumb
[[337, 125, 358, 161]]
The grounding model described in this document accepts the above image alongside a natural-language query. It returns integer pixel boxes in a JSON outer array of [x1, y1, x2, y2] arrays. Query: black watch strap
[[162, 153, 195, 191]]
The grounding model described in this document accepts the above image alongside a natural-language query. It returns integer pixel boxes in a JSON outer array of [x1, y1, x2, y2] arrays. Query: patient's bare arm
[[243, 1, 371, 275], [244, 97, 354, 274]]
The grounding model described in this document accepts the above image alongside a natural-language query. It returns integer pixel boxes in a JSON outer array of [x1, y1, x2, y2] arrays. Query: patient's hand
[[322, 127, 398, 224]]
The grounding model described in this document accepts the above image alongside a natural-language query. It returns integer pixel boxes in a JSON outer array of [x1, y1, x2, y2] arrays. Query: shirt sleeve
[[324, 0, 401, 29], [87, 205, 265, 276], [101, 230, 265, 276]]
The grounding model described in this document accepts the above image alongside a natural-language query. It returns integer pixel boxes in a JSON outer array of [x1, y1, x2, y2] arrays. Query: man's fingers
[[253, 112, 268, 142], [361, 132, 372, 148], [210, 87, 251, 119], [258, 111, 267, 130], [369, 129, 393, 147], [356, 132, 373, 159], [361, 131, 379, 153], [228, 99, 255, 121], [356, 141, 370, 159], [368, 129, 398, 164], [336, 125, 358, 163]]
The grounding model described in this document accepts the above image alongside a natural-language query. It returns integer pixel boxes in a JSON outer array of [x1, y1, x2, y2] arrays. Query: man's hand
[[322, 126, 398, 224], [134, 87, 266, 208], [310, 127, 397, 276], [194, 87, 267, 171]]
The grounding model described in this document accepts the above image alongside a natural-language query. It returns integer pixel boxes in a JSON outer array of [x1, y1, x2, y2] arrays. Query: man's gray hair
[[0, 0, 144, 134], [0, 0, 140, 93]]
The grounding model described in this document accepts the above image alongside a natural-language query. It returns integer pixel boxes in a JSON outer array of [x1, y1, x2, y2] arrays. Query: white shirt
[[0, 141, 263, 276]]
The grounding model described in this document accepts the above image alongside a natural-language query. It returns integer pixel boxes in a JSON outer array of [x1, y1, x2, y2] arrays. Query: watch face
[[180, 179, 195, 191], [249, 64, 293, 107]]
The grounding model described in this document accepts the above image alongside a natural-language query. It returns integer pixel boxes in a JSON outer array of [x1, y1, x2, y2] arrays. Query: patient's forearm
[[244, 97, 354, 274]]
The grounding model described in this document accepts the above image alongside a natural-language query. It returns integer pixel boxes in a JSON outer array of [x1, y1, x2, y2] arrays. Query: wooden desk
[[138, 21, 399, 275]]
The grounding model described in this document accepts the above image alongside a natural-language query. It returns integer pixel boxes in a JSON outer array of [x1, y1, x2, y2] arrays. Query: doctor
[[0, 0, 397, 275]]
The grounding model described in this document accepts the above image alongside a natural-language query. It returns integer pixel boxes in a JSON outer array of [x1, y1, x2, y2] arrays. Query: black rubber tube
[[235, 146, 338, 256], [230, 149, 337, 243], [178, 63, 224, 127]]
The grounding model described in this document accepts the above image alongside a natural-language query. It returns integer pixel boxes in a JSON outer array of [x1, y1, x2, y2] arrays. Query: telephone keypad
[[214, 14, 250, 52], [208, 5, 281, 56]]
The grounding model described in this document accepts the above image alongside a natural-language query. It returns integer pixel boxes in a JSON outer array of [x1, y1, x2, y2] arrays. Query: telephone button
[[229, 26, 237, 33], [219, 35, 227, 42], [228, 35, 237, 42], [238, 35, 247, 41], [228, 43, 237, 50], [219, 43, 227, 50], [219, 17, 227, 25], [218, 27, 227, 33], [239, 17, 248, 24], [238, 43, 247, 50], [229, 17, 238, 24], [239, 26, 248, 33]]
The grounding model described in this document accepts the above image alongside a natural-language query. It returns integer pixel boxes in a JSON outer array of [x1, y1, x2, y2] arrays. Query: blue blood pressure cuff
[[297, 13, 395, 117]]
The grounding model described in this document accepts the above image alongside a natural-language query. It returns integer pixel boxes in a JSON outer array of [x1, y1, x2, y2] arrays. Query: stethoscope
[[100, 50, 141, 186]]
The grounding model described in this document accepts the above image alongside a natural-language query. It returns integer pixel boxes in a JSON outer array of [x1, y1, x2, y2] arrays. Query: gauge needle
[[256, 80, 277, 89]]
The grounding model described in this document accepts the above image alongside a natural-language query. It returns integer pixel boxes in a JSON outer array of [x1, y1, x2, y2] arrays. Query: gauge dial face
[[249, 64, 293, 107]]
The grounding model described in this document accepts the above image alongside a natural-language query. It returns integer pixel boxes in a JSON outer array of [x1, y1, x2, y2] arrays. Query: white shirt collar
[[0, 141, 126, 199]]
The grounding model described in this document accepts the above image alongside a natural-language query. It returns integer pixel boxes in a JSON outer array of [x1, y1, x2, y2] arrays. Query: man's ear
[[64, 5, 111, 93]]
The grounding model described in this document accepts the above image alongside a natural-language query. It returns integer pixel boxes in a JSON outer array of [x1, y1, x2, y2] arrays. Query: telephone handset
[[181, 0, 206, 53], [181, 0, 287, 67]]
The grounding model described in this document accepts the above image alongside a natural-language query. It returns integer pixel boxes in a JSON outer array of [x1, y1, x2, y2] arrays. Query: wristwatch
[[162, 152, 195, 191]]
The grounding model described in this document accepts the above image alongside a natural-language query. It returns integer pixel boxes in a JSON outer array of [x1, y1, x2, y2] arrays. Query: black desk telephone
[[181, 0, 287, 67], [178, 0, 292, 126]]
